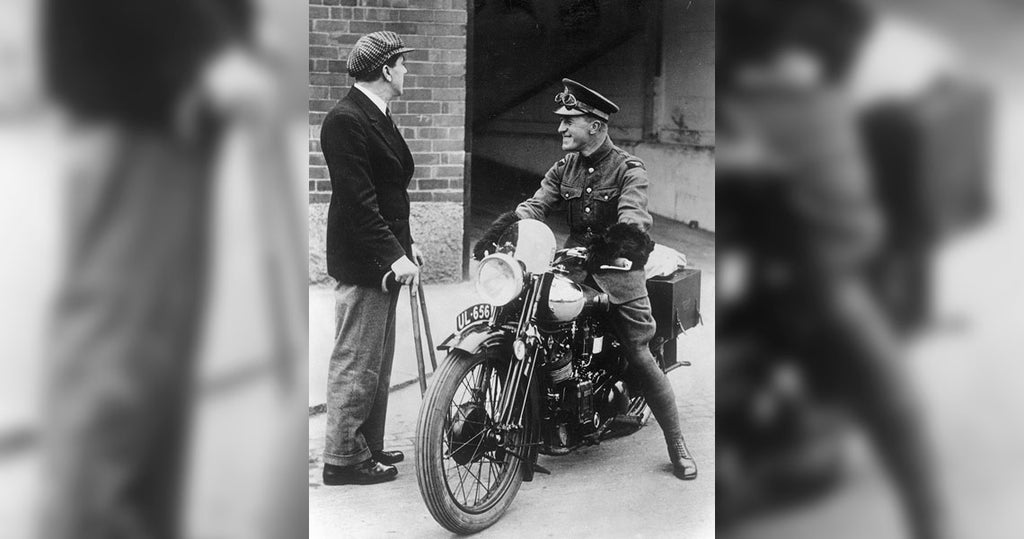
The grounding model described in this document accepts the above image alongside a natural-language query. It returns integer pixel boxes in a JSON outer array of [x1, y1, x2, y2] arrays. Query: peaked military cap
[[346, 31, 415, 79], [553, 78, 620, 121]]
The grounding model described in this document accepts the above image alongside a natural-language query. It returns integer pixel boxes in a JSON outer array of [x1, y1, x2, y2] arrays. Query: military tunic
[[515, 136, 652, 304]]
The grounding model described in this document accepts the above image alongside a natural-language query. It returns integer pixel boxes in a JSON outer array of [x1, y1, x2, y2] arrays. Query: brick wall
[[308, 0, 468, 284], [308, 0, 468, 204]]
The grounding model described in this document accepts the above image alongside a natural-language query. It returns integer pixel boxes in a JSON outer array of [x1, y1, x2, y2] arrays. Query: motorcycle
[[414, 219, 694, 534]]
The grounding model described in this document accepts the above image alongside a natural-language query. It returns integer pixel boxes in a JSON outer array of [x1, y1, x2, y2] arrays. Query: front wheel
[[415, 348, 525, 534]]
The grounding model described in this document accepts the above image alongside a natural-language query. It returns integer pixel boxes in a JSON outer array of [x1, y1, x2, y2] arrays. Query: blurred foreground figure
[[39, 1, 295, 538], [718, 1, 946, 538]]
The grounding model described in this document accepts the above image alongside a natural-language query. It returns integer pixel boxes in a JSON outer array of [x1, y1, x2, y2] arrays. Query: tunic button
[[585, 187, 592, 193], [588, 167, 594, 173], [584, 207, 591, 213]]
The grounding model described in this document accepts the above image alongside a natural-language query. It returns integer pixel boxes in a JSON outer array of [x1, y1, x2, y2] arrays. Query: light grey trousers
[[323, 282, 400, 466]]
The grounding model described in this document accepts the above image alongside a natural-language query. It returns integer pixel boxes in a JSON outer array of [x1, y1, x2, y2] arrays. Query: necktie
[[386, 108, 398, 133]]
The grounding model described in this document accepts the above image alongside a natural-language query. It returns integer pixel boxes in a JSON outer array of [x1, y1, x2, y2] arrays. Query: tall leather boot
[[634, 353, 699, 481], [668, 435, 698, 480], [613, 297, 699, 482]]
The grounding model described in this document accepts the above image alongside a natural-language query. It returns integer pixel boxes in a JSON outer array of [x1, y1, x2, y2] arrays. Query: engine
[[537, 319, 633, 453]]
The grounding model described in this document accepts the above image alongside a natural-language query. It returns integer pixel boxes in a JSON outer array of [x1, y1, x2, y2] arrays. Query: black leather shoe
[[323, 460, 397, 486], [668, 437, 698, 481], [372, 450, 405, 465]]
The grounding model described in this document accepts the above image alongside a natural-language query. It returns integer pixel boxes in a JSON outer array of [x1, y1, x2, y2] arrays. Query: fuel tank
[[538, 275, 609, 322]]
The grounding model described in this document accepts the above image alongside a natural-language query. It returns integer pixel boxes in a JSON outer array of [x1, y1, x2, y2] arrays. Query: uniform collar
[[581, 136, 614, 166]]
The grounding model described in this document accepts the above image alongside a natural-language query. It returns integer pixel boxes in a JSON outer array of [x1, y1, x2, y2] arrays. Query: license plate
[[455, 303, 494, 331]]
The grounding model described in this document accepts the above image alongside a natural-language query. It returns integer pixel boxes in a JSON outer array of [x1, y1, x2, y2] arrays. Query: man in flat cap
[[320, 31, 423, 485], [474, 78, 699, 480]]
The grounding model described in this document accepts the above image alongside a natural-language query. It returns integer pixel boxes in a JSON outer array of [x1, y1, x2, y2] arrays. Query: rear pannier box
[[646, 268, 701, 371]]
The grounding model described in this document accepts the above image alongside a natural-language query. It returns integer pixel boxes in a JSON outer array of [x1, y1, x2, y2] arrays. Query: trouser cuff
[[323, 447, 372, 467]]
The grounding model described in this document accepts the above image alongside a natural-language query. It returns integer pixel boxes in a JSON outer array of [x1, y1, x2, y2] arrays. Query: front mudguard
[[438, 325, 507, 355]]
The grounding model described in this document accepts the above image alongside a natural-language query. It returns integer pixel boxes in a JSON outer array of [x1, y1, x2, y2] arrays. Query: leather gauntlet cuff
[[473, 211, 520, 260], [585, 222, 655, 271]]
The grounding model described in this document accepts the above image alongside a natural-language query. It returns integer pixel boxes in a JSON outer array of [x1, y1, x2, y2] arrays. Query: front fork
[[495, 274, 547, 428], [491, 274, 549, 480]]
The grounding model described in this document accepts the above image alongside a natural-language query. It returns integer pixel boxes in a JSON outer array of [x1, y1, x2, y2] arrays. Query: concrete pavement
[[309, 378, 714, 538]]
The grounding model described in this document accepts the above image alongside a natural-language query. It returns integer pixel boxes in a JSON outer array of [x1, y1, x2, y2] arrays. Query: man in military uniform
[[473, 79, 698, 480]]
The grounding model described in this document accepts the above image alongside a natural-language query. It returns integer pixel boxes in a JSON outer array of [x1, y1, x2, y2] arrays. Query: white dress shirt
[[353, 83, 389, 116]]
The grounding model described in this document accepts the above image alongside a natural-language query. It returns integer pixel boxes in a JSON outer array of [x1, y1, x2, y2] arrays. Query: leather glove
[[473, 211, 519, 260], [586, 222, 655, 272]]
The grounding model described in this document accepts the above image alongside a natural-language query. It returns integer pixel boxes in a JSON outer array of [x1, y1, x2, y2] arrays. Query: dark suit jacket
[[322, 87, 416, 287]]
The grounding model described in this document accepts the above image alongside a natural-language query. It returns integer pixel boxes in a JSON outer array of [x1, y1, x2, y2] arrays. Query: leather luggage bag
[[646, 268, 701, 371]]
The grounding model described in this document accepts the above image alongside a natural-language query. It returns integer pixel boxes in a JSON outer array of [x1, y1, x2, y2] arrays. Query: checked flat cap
[[346, 31, 415, 79]]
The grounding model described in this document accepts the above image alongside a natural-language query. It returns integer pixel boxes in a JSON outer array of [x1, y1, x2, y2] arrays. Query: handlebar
[[555, 246, 588, 257]]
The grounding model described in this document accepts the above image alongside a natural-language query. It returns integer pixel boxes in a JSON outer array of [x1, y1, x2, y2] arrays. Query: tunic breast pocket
[[591, 186, 621, 225], [560, 184, 584, 228]]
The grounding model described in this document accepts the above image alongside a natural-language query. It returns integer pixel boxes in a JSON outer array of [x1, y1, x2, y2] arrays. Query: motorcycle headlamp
[[476, 253, 524, 306]]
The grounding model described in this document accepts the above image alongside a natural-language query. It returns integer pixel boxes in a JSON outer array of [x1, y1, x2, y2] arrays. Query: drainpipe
[[642, 0, 664, 143]]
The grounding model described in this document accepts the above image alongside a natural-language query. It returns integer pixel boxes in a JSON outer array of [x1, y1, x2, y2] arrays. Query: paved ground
[[309, 366, 714, 538]]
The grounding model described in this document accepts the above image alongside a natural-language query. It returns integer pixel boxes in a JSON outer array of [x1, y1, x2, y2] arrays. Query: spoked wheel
[[415, 349, 526, 534]]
